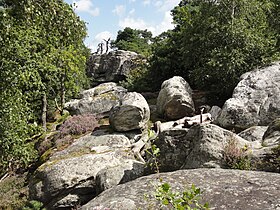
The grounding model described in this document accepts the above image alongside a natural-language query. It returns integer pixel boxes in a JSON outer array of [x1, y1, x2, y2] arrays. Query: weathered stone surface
[[29, 131, 144, 209], [80, 169, 280, 210], [262, 118, 280, 147], [157, 76, 195, 120], [155, 124, 261, 171], [238, 126, 268, 142], [109, 92, 150, 131], [209, 105, 221, 121], [86, 50, 143, 85], [64, 82, 127, 116], [217, 62, 280, 131]]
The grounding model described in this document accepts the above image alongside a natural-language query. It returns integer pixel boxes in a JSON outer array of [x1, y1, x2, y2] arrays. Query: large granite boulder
[[64, 82, 127, 117], [154, 124, 262, 171], [29, 130, 144, 209], [157, 76, 195, 120], [80, 169, 280, 210], [216, 62, 280, 131], [109, 92, 150, 132], [86, 50, 143, 85]]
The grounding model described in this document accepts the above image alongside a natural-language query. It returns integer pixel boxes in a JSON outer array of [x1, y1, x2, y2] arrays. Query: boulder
[[29, 131, 144, 209], [262, 118, 280, 147], [154, 124, 262, 171], [157, 76, 195, 120], [86, 50, 143, 85], [217, 62, 280, 131], [109, 92, 150, 132], [80, 169, 280, 210], [64, 82, 127, 117], [238, 126, 268, 142]]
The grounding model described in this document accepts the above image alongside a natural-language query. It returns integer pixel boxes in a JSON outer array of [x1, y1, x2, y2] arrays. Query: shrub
[[222, 138, 252, 170], [58, 114, 99, 138], [154, 182, 209, 210]]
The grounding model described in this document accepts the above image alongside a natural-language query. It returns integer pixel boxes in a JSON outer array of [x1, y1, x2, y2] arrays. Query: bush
[[222, 138, 252, 170], [58, 114, 99, 138]]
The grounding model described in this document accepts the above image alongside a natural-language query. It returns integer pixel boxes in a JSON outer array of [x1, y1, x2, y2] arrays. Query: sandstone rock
[[109, 92, 150, 132], [29, 131, 144, 209], [238, 126, 268, 142], [217, 62, 280, 131], [64, 82, 127, 116], [157, 76, 195, 120], [154, 124, 260, 171], [262, 118, 280, 147], [80, 169, 280, 210], [86, 50, 143, 85], [209, 105, 221, 121]]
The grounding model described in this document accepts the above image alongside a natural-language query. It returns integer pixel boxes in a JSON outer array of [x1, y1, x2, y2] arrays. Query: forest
[[0, 0, 279, 201]]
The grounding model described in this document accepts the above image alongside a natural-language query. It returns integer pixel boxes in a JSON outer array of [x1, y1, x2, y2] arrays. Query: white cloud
[[73, 0, 100, 16], [112, 5, 126, 17], [154, 0, 180, 12], [129, 0, 136, 2], [119, 17, 155, 34], [88, 31, 114, 53], [154, 11, 174, 35], [143, 0, 151, 6], [129, 9, 135, 15]]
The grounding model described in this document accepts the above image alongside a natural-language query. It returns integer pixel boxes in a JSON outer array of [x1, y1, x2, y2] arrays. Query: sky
[[63, 0, 181, 52]]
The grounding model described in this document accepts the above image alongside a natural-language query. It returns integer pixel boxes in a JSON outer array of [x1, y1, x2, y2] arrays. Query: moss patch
[[0, 175, 28, 209]]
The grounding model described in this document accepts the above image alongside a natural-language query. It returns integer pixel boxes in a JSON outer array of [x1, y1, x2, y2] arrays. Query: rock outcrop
[[86, 50, 143, 85], [80, 169, 280, 210], [262, 118, 280, 147], [154, 124, 262, 171], [157, 76, 195, 120], [64, 82, 127, 117], [217, 62, 280, 131], [29, 130, 144, 209], [109, 92, 150, 132]]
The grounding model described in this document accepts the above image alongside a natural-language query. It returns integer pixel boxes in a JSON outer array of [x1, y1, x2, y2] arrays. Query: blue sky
[[64, 0, 181, 52]]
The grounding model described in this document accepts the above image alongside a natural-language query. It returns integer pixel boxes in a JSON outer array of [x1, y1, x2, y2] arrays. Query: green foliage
[[119, 58, 153, 92], [155, 182, 209, 210], [0, 0, 89, 175], [111, 27, 153, 56], [150, 0, 279, 96], [222, 138, 252, 170], [23, 200, 46, 210], [146, 141, 161, 174]]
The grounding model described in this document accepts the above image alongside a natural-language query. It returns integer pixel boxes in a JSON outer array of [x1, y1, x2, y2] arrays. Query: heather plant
[[58, 114, 99, 138], [222, 138, 252, 170]]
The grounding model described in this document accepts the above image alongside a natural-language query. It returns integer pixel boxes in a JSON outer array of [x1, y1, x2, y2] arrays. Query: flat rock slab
[[81, 168, 280, 210]]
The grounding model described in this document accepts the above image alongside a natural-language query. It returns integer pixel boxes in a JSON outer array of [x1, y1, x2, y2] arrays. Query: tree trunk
[[42, 92, 47, 132], [60, 69, 66, 115]]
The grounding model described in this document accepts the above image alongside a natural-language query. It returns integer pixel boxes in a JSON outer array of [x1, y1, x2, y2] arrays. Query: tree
[[111, 27, 153, 56], [150, 0, 279, 97], [0, 0, 89, 175]]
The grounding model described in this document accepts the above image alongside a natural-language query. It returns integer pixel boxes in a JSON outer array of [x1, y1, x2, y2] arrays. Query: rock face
[[109, 92, 150, 132], [64, 82, 127, 116], [86, 50, 143, 85], [217, 62, 280, 131], [262, 118, 280, 147], [154, 124, 262, 171], [238, 126, 268, 142], [80, 169, 280, 210], [29, 130, 144, 209], [157, 76, 195, 120]]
